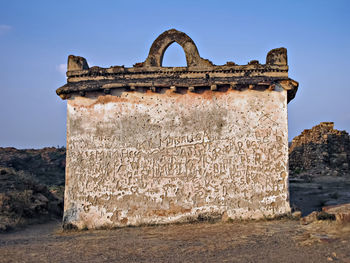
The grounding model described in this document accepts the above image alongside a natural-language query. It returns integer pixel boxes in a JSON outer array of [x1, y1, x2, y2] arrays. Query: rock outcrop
[[0, 147, 66, 186], [0, 147, 65, 231], [0, 167, 63, 231], [289, 122, 350, 177]]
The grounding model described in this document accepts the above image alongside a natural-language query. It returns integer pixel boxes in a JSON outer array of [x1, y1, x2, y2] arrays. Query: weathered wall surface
[[58, 29, 298, 229], [64, 87, 290, 229]]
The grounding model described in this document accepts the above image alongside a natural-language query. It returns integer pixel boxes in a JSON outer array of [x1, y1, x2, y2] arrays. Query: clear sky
[[0, 0, 349, 149]]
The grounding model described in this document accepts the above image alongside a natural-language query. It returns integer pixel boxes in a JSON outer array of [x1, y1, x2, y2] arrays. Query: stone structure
[[289, 122, 350, 176], [57, 29, 298, 229]]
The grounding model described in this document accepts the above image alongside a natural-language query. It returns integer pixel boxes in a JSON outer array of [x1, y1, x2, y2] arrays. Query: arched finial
[[143, 29, 213, 68]]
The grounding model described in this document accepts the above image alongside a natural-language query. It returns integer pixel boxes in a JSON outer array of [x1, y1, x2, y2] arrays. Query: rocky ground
[[289, 122, 350, 216], [0, 147, 65, 231], [290, 175, 350, 216], [0, 218, 349, 262], [1, 122, 350, 261], [0, 167, 63, 231], [0, 147, 66, 186]]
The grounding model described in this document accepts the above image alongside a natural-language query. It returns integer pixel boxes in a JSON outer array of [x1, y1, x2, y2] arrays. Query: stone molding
[[57, 29, 298, 102]]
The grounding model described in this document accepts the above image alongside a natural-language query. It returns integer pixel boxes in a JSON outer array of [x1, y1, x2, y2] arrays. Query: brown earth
[[0, 219, 350, 263]]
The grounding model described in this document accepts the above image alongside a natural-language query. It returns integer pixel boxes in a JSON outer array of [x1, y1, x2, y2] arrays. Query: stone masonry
[[289, 122, 350, 177], [57, 29, 298, 229]]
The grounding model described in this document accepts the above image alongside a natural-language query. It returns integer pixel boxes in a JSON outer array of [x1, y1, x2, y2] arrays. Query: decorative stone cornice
[[57, 29, 298, 102]]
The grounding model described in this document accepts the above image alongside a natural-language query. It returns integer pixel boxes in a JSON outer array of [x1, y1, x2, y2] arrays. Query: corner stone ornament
[[57, 29, 298, 229]]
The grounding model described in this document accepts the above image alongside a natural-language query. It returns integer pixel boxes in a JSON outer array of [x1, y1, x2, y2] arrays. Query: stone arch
[[144, 29, 213, 68]]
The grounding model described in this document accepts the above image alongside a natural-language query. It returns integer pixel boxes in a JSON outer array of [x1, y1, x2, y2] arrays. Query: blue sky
[[0, 0, 349, 148]]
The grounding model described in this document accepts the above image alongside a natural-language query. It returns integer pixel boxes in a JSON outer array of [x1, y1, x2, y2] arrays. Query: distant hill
[[0, 147, 65, 231], [0, 166, 63, 231], [0, 147, 65, 186]]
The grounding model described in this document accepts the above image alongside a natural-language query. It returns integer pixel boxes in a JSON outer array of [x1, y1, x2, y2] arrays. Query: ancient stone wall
[[57, 29, 298, 229], [289, 122, 350, 176]]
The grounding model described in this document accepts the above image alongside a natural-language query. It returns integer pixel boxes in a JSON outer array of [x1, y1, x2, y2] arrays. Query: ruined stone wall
[[289, 122, 350, 176], [64, 87, 290, 229]]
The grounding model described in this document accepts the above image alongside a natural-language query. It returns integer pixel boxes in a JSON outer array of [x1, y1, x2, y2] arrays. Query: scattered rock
[[316, 211, 336, 221], [289, 122, 350, 178], [322, 203, 350, 224], [0, 167, 63, 232], [292, 211, 302, 219], [300, 209, 340, 225], [0, 147, 65, 186], [0, 146, 65, 231], [35, 193, 49, 203], [300, 211, 319, 225], [289, 122, 350, 216]]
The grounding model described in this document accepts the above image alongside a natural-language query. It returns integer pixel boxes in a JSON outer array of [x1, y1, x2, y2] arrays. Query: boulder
[[322, 203, 350, 224]]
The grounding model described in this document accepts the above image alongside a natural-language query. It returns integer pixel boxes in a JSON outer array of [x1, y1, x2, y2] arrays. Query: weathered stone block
[[57, 29, 298, 229], [323, 203, 350, 224]]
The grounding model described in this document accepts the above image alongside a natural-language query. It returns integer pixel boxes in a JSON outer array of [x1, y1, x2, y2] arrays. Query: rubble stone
[[300, 211, 319, 225], [289, 122, 350, 177], [0, 167, 63, 232], [292, 211, 302, 219], [322, 203, 350, 224]]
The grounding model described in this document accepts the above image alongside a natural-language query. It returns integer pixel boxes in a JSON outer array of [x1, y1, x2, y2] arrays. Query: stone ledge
[[57, 78, 298, 103], [57, 29, 298, 103]]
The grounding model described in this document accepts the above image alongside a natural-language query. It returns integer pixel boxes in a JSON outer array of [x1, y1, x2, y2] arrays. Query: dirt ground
[[0, 219, 349, 263], [290, 176, 350, 216]]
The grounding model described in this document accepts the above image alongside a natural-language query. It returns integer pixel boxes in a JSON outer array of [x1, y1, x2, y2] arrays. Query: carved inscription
[[66, 90, 290, 225]]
